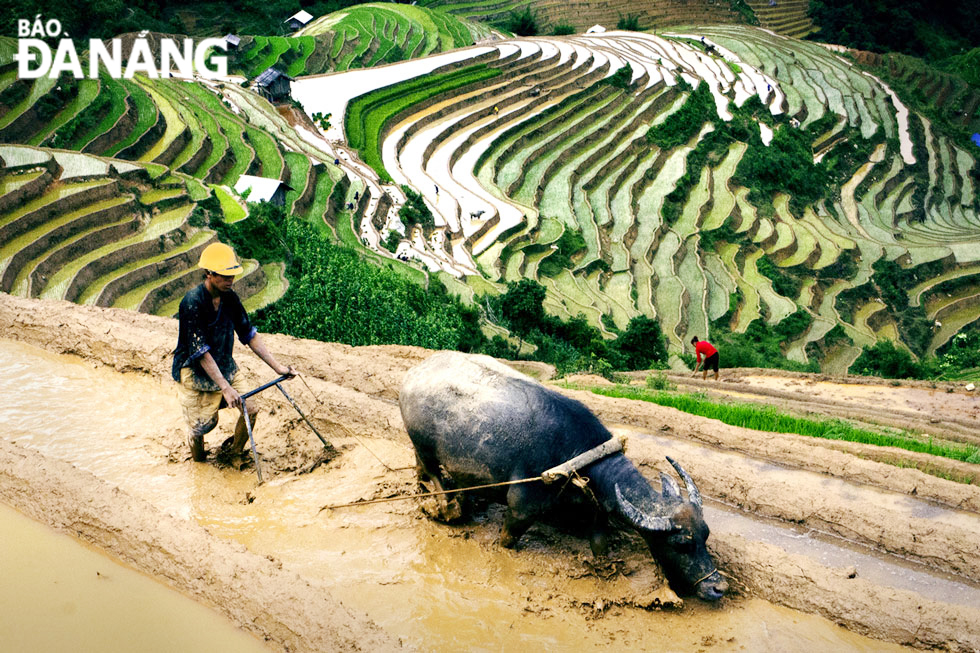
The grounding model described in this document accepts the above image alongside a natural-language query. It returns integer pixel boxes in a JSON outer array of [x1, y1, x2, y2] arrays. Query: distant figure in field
[[691, 336, 719, 381]]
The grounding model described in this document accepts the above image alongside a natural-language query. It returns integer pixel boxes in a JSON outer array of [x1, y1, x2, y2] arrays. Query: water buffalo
[[399, 351, 728, 601]]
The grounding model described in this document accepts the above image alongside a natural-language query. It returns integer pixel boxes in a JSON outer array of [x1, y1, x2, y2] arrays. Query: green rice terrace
[[1, 1, 979, 377]]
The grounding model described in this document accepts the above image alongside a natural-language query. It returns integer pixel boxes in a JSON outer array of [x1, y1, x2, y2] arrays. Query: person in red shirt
[[691, 336, 719, 381]]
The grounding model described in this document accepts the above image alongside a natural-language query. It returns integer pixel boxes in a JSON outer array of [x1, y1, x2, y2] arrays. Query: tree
[[612, 316, 669, 370], [500, 279, 546, 354], [852, 340, 921, 379]]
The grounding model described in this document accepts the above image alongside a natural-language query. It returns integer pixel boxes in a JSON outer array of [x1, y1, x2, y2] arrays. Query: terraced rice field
[[232, 3, 492, 77], [293, 25, 979, 371], [2, 16, 978, 373]]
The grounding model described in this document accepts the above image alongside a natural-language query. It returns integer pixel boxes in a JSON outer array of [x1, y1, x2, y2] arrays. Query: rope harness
[[317, 437, 626, 513], [693, 568, 720, 586], [298, 373, 412, 473]]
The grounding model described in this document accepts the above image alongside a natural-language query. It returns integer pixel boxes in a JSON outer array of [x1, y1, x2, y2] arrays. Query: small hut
[[253, 68, 293, 103], [284, 10, 314, 32], [224, 34, 241, 51], [234, 175, 294, 208]]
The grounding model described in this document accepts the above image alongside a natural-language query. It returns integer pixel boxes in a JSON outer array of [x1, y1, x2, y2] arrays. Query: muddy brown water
[[0, 338, 958, 651], [0, 502, 271, 652]]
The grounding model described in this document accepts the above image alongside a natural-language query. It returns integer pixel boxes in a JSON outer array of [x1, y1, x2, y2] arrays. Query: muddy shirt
[[171, 283, 256, 391]]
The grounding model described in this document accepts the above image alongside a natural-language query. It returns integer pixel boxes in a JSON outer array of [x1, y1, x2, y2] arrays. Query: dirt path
[[2, 293, 980, 651]]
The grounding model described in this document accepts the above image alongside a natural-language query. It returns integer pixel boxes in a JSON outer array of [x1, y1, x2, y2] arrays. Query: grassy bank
[[577, 384, 980, 465]]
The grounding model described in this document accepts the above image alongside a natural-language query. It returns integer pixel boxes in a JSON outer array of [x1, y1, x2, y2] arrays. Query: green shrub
[[398, 185, 434, 229], [501, 8, 539, 36], [500, 279, 548, 343], [617, 13, 642, 31], [612, 315, 669, 370], [931, 326, 980, 378], [647, 81, 714, 150], [712, 313, 819, 372], [852, 340, 922, 379], [757, 255, 803, 299], [728, 0, 758, 25], [646, 372, 676, 391], [48, 86, 112, 148], [735, 124, 827, 210], [34, 75, 78, 122], [0, 80, 30, 108], [604, 62, 634, 90], [385, 44, 406, 64], [381, 229, 401, 253], [700, 217, 742, 250], [552, 23, 576, 36], [538, 226, 586, 277], [214, 200, 290, 265]]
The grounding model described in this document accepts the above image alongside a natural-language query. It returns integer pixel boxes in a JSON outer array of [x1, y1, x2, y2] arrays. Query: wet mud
[[1, 293, 980, 651]]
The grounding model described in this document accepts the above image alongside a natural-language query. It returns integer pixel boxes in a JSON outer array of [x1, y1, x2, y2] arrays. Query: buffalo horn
[[660, 472, 682, 500], [666, 456, 702, 508], [615, 484, 672, 532]]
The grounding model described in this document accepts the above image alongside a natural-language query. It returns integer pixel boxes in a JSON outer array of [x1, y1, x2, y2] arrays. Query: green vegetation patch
[[587, 385, 979, 464], [646, 81, 715, 151], [247, 37, 293, 78], [538, 226, 586, 277], [68, 74, 127, 151], [103, 79, 156, 158], [213, 186, 246, 223], [345, 63, 501, 181], [254, 212, 483, 351]]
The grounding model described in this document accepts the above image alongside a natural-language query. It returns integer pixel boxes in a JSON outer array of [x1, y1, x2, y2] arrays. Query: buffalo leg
[[589, 510, 610, 557], [500, 483, 536, 548], [414, 450, 464, 523]]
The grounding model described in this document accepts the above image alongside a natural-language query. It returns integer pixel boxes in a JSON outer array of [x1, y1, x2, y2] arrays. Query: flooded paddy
[[0, 502, 271, 653], [0, 303, 978, 651]]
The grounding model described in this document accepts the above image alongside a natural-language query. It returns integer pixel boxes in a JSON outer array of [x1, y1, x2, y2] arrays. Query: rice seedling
[[587, 384, 980, 464]]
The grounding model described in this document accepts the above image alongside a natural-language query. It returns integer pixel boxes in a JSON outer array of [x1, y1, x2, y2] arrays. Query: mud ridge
[[0, 437, 398, 652]]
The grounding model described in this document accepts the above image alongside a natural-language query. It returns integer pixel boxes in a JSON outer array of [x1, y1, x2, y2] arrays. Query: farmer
[[691, 336, 720, 381], [172, 242, 295, 462]]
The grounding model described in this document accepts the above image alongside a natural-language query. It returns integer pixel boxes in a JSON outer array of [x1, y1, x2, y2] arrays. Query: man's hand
[[277, 365, 297, 379], [221, 384, 242, 410]]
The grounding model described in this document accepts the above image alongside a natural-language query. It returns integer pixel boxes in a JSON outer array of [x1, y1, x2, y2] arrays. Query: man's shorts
[[177, 367, 253, 436], [703, 352, 720, 373]]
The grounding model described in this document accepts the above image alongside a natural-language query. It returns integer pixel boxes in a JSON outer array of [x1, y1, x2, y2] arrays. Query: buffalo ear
[[660, 472, 682, 500], [615, 484, 673, 532]]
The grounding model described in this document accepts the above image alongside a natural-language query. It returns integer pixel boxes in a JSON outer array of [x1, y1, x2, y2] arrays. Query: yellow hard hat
[[198, 242, 243, 276]]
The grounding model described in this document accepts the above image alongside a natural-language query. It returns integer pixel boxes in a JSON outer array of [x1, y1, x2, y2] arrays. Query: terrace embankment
[[1, 292, 979, 651]]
